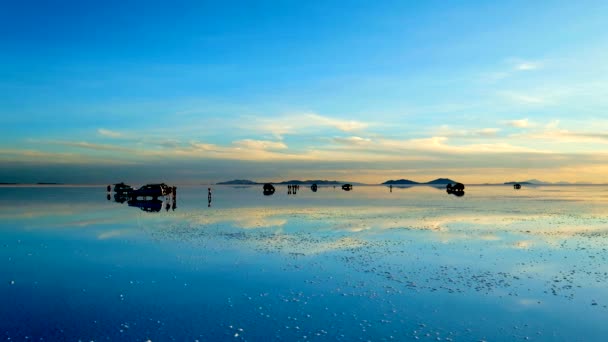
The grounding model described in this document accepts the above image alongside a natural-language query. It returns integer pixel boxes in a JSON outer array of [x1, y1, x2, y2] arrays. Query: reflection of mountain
[[382, 178, 458, 185], [276, 180, 343, 185], [219, 179, 357, 185], [217, 179, 258, 185]]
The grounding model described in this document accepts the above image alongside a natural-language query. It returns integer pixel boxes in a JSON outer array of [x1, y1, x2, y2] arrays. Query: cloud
[[500, 92, 546, 104], [504, 118, 530, 128], [55, 141, 133, 152], [248, 112, 370, 138], [332, 136, 372, 145], [233, 139, 288, 150], [97, 128, 123, 138], [436, 126, 501, 138], [514, 61, 541, 71]]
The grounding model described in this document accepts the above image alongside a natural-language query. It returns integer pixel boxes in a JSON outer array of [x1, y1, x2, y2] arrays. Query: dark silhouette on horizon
[[514, 183, 521, 189], [105, 182, 177, 213], [446, 183, 465, 197], [342, 184, 353, 191], [263, 183, 275, 196], [311, 183, 318, 192]]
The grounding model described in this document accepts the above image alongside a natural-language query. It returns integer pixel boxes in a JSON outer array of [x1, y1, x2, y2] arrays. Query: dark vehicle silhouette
[[514, 183, 521, 189], [263, 183, 275, 196], [127, 198, 163, 212], [131, 184, 167, 198], [114, 193, 129, 203], [446, 182, 465, 197], [311, 184, 318, 192], [342, 184, 353, 191], [113, 182, 133, 193]]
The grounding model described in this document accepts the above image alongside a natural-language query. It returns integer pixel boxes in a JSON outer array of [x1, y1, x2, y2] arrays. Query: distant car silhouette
[[446, 182, 465, 196], [514, 183, 521, 189], [131, 184, 169, 198], [113, 182, 133, 193], [311, 184, 318, 192], [263, 183, 275, 196], [342, 184, 353, 191]]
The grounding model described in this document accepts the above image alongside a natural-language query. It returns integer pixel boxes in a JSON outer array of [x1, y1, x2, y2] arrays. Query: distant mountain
[[382, 179, 419, 185], [425, 178, 458, 184], [217, 179, 258, 185]]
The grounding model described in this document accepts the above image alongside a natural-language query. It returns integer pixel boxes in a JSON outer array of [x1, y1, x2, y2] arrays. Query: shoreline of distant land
[[0, 179, 605, 187]]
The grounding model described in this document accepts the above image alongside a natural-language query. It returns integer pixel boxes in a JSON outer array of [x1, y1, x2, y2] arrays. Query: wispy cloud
[[500, 92, 546, 104], [504, 118, 530, 128], [332, 136, 372, 145], [55, 141, 133, 152], [513, 61, 542, 71], [233, 139, 288, 150], [248, 112, 370, 139], [97, 128, 123, 138]]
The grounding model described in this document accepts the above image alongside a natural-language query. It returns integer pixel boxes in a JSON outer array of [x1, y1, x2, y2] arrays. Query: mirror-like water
[[1, 185, 607, 341]]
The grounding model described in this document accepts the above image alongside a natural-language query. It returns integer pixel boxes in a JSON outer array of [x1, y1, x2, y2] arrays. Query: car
[[131, 184, 166, 198], [113, 182, 133, 193]]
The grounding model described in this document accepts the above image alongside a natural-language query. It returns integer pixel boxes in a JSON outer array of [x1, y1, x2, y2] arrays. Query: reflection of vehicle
[[514, 183, 521, 189], [128, 199, 163, 212], [131, 184, 171, 198], [311, 184, 318, 192], [113, 182, 133, 193], [342, 184, 353, 191]]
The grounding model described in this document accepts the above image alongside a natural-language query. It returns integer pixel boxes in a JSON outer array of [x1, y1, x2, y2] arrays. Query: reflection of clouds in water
[[169, 206, 608, 251], [97, 229, 134, 240]]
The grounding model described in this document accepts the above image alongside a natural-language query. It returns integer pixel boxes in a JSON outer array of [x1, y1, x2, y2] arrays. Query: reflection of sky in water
[[1, 185, 608, 341]]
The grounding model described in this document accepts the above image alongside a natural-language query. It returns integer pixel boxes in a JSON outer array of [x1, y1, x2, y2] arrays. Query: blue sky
[[1, 1, 608, 184]]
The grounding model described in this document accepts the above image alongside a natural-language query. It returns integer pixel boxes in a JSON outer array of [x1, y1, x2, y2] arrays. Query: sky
[[1, 0, 608, 184]]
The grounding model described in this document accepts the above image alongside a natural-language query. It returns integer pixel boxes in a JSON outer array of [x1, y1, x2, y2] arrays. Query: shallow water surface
[[1, 185, 608, 341]]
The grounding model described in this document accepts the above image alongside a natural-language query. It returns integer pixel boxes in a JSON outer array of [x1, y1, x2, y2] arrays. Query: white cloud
[[514, 61, 541, 71], [233, 139, 288, 150], [504, 118, 530, 128], [97, 128, 123, 138], [249, 112, 370, 138], [332, 136, 372, 145], [500, 92, 546, 104]]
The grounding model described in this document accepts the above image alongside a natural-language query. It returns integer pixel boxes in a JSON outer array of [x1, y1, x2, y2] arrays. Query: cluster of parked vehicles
[[109, 182, 174, 198], [107, 182, 177, 212]]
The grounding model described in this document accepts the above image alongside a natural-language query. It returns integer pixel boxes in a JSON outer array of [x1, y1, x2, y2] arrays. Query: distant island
[[382, 178, 458, 185]]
